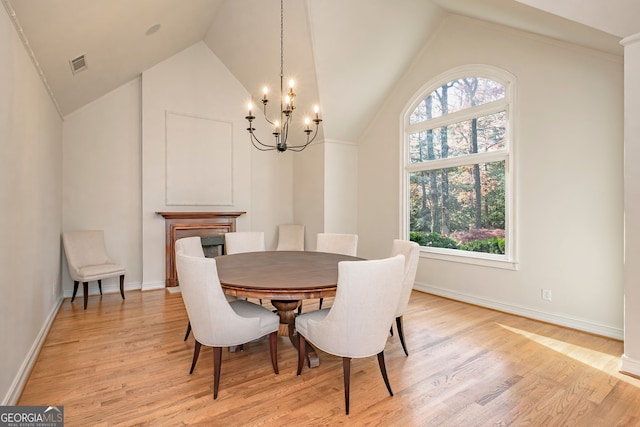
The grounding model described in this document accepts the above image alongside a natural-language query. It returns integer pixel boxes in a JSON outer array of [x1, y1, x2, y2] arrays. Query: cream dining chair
[[389, 239, 420, 356], [224, 231, 266, 304], [313, 232, 358, 311], [224, 231, 266, 254], [295, 254, 405, 415], [176, 237, 236, 341], [275, 224, 305, 251], [175, 249, 279, 399], [62, 230, 125, 309]]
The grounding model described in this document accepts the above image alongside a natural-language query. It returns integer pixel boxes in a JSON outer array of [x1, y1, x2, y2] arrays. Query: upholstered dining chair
[[225, 231, 266, 304], [295, 254, 405, 415], [175, 250, 279, 399], [313, 233, 358, 311], [224, 231, 266, 254], [176, 237, 237, 341], [275, 224, 305, 251], [315, 233, 358, 256], [62, 230, 125, 310], [389, 239, 420, 356]]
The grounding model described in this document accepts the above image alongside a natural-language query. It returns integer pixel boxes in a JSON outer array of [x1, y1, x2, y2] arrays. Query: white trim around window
[[400, 64, 518, 269]]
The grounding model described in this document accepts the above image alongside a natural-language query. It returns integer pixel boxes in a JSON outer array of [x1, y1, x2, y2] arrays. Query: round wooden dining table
[[215, 250, 362, 367]]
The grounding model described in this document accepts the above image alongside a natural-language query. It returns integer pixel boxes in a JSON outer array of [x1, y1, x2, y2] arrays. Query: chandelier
[[245, 0, 322, 152]]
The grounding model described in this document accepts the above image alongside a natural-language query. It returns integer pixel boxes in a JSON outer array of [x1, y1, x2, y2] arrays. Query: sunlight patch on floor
[[497, 323, 640, 386]]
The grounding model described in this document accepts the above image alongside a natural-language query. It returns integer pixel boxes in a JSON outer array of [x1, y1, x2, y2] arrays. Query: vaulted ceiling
[[4, 0, 635, 143]]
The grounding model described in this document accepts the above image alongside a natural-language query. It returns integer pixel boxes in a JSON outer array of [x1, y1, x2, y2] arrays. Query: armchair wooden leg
[[119, 274, 125, 300], [190, 341, 201, 374], [296, 334, 307, 375], [269, 331, 279, 374], [83, 282, 89, 309], [396, 316, 408, 356], [377, 351, 393, 396], [213, 347, 222, 399], [319, 298, 324, 310], [71, 281, 79, 302], [342, 357, 351, 415], [98, 280, 103, 295], [184, 321, 191, 341]]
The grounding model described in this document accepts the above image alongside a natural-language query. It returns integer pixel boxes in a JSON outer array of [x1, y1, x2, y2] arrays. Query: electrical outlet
[[541, 289, 552, 301]]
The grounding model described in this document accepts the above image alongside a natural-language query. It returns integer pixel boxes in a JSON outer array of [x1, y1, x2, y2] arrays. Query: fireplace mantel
[[157, 211, 245, 287]]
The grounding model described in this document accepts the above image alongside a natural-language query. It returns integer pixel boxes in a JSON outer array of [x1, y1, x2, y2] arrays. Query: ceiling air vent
[[69, 54, 87, 74]]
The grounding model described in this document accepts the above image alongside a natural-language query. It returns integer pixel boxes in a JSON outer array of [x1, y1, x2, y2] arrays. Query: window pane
[[408, 111, 506, 164], [410, 77, 505, 124], [409, 161, 505, 254]]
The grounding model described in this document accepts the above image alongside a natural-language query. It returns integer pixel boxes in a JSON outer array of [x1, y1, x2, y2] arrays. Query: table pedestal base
[[271, 299, 319, 368]]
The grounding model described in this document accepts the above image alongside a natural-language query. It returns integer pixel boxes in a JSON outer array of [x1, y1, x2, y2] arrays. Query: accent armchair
[[62, 230, 125, 309]]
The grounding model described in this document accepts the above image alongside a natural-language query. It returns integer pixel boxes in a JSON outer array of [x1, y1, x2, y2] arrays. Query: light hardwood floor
[[18, 290, 640, 426]]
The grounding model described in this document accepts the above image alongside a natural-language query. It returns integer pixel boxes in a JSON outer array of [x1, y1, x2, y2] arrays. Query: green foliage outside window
[[406, 75, 509, 256]]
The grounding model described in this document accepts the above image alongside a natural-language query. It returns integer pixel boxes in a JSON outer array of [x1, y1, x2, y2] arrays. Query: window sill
[[419, 247, 519, 270]]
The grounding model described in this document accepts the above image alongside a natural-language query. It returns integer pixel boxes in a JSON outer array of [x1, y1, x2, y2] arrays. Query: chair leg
[[319, 298, 324, 310], [377, 350, 393, 396], [396, 316, 408, 356], [190, 341, 201, 374], [213, 347, 222, 399], [184, 321, 192, 341], [342, 357, 352, 415], [83, 282, 89, 309], [269, 331, 279, 374], [296, 334, 307, 375], [119, 274, 125, 300], [71, 281, 79, 302], [98, 280, 103, 295]]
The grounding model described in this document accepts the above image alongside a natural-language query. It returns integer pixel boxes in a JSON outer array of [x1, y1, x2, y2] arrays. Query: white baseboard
[[62, 282, 142, 299], [414, 282, 624, 340], [2, 297, 63, 405], [621, 354, 640, 377], [142, 281, 166, 291], [165, 286, 181, 294]]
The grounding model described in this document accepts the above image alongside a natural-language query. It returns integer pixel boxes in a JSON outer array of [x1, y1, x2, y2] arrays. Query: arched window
[[402, 66, 516, 268]]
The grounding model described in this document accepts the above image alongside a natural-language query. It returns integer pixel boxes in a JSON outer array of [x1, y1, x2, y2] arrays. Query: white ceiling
[[4, 0, 633, 142]]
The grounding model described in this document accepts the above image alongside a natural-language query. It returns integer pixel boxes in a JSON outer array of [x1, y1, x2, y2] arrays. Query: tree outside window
[[404, 71, 513, 259]]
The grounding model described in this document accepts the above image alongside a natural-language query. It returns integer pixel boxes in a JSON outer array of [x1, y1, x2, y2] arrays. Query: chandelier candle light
[[245, 0, 322, 152]]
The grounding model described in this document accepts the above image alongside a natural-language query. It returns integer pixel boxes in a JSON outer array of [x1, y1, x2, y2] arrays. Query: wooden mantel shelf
[[157, 211, 246, 287], [157, 211, 245, 220]]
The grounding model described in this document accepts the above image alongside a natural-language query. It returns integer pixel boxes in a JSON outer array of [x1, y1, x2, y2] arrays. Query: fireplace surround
[[157, 211, 245, 287]]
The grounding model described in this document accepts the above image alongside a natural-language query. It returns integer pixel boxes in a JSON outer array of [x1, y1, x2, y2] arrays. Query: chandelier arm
[[250, 132, 277, 151], [261, 103, 278, 127], [286, 127, 319, 151]]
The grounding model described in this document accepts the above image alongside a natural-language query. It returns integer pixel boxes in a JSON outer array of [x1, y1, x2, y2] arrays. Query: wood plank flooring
[[18, 290, 640, 426]]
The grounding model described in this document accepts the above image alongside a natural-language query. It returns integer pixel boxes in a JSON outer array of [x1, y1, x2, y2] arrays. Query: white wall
[[0, 7, 63, 404], [141, 41, 293, 287], [294, 142, 325, 250], [358, 15, 624, 337], [622, 33, 640, 375], [62, 78, 142, 295], [324, 140, 358, 235]]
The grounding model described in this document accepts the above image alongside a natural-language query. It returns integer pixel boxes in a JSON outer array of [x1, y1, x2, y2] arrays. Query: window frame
[[400, 65, 518, 270]]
